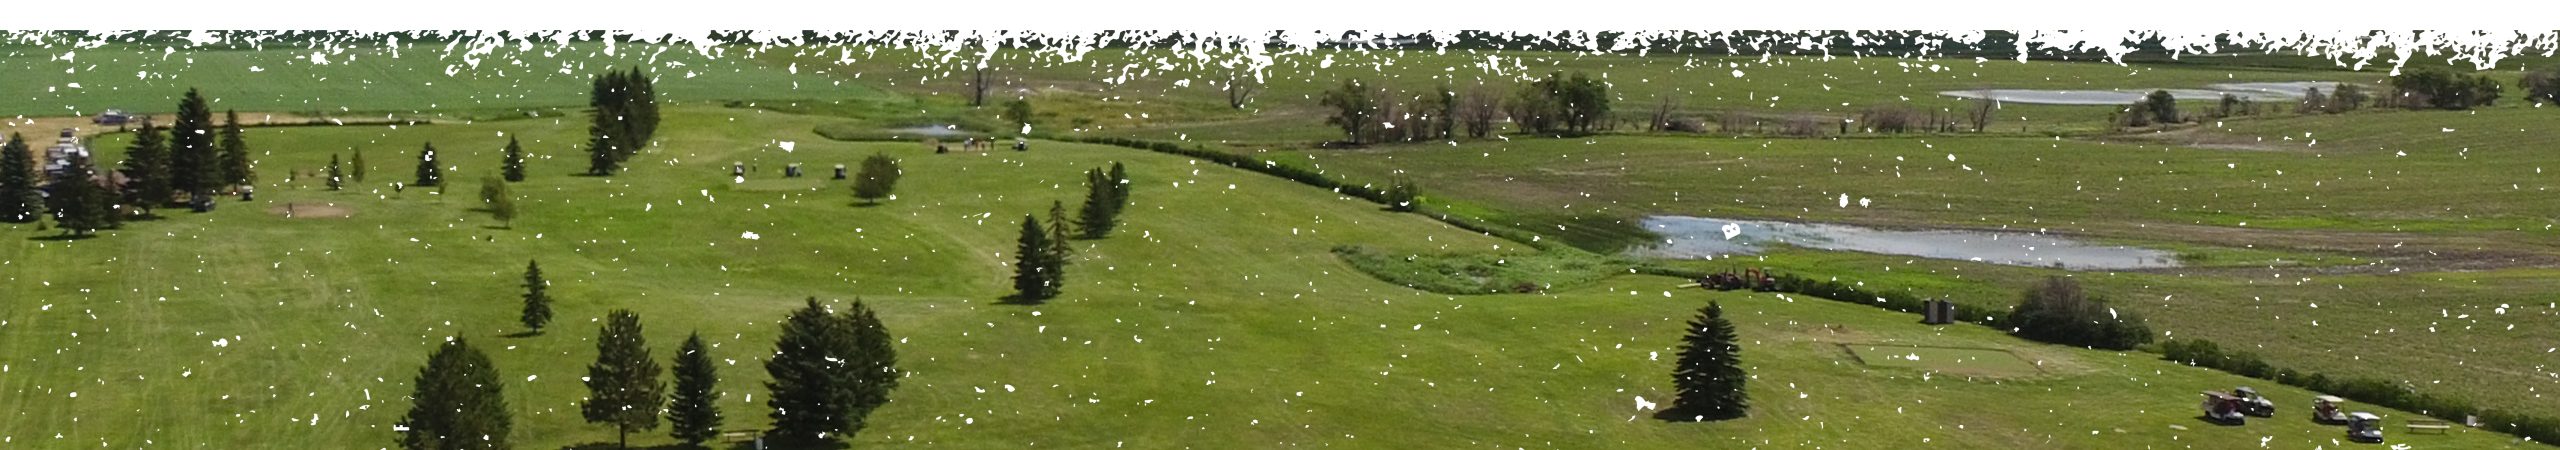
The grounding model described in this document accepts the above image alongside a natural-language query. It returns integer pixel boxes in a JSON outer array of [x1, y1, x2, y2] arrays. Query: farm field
[[4, 31, 2559, 449]]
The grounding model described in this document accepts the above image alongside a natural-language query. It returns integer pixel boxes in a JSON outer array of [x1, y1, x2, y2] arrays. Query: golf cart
[[2312, 395, 2350, 424], [2233, 386, 2277, 417], [2345, 412, 2385, 443], [2201, 391, 2247, 425]]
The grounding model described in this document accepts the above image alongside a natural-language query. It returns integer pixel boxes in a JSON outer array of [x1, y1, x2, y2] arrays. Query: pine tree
[[351, 148, 368, 183], [396, 338, 512, 450], [852, 152, 900, 204], [45, 151, 116, 237], [585, 121, 621, 176], [415, 142, 442, 187], [218, 109, 253, 188], [841, 299, 899, 425], [1076, 168, 1115, 238], [766, 298, 859, 443], [0, 133, 44, 223], [667, 332, 723, 446], [1671, 301, 1748, 421], [1011, 215, 1056, 302], [325, 154, 345, 191], [626, 67, 659, 147], [520, 260, 551, 333], [1105, 162, 1130, 213], [582, 309, 664, 449], [1046, 200, 1074, 258], [117, 121, 173, 214], [500, 137, 526, 182], [169, 88, 219, 200]]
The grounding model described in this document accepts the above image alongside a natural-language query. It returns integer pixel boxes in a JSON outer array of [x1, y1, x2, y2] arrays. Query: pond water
[[1633, 216, 2180, 270], [1939, 82, 2339, 105]]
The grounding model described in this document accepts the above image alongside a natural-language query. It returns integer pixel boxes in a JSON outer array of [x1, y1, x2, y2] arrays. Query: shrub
[[2007, 277, 2151, 350]]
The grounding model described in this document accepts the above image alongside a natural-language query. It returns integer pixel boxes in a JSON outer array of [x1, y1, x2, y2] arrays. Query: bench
[[720, 429, 762, 443], [2406, 419, 2453, 434]]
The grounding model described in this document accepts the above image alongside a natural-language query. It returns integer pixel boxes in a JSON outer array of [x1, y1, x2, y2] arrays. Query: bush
[[2390, 68, 2504, 110], [2007, 277, 2151, 350]]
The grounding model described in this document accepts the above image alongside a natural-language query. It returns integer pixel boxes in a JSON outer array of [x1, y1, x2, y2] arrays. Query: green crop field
[[6, 35, 2560, 449]]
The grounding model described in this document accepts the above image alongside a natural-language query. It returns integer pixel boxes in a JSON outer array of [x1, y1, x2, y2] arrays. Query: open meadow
[[4, 34, 2558, 449]]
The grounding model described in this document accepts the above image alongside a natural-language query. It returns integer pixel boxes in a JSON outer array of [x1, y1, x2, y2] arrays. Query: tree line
[[3, 88, 257, 237], [399, 260, 899, 449], [1320, 71, 1610, 145]]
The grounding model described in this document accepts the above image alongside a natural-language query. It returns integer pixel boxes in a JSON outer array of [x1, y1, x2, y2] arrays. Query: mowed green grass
[[1274, 125, 2560, 419], [764, 47, 2385, 145], [1845, 345, 2044, 378], [1265, 130, 2560, 252], [1, 105, 2531, 449], [0, 42, 863, 117]]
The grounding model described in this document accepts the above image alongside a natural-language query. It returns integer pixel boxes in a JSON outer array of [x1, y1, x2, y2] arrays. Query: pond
[[1632, 216, 2180, 270], [1939, 82, 2340, 105]]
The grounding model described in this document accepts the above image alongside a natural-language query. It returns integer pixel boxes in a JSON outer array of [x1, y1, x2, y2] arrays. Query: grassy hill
[[0, 105, 2531, 448]]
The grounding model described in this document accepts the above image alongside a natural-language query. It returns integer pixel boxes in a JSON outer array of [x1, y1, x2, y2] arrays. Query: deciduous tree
[[853, 152, 900, 205]]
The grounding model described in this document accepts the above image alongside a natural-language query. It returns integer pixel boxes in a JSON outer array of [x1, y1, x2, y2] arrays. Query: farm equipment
[[2346, 412, 2385, 443], [2201, 391, 2247, 425], [2312, 395, 2349, 424], [2232, 386, 2277, 417], [1699, 268, 1778, 292]]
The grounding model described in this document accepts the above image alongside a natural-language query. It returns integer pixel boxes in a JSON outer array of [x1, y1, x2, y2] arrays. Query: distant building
[[42, 128, 89, 179]]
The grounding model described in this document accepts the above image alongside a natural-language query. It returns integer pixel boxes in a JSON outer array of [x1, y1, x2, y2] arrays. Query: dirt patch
[[268, 202, 354, 219]]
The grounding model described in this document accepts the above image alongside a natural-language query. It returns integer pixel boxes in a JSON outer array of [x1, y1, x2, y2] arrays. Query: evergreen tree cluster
[[585, 67, 662, 176], [38, 87, 261, 236], [410, 261, 910, 448], [1074, 162, 1131, 239], [765, 298, 900, 443], [1670, 301, 1748, 421]]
